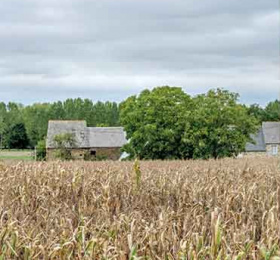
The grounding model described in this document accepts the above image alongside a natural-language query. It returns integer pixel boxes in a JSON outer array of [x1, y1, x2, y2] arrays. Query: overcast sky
[[0, 0, 279, 106]]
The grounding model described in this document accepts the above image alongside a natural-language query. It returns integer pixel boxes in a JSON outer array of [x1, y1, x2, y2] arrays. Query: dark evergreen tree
[[5, 123, 29, 149]]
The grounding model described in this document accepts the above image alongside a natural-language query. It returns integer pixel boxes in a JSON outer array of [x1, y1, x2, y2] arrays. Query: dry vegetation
[[0, 158, 280, 259]]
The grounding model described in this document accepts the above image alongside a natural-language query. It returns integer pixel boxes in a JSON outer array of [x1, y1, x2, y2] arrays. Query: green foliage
[[120, 86, 193, 159], [83, 151, 93, 161], [247, 101, 280, 122], [53, 133, 77, 160], [0, 103, 7, 149], [1, 103, 29, 149], [247, 104, 267, 123], [264, 100, 280, 121], [36, 140, 46, 161], [23, 103, 50, 147], [95, 154, 108, 161], [50, 99, 120, 127], [133, 159, 141, 190], [4, 123, 29, 149], [121, 87, 258, 160], [184, 89, 259, 159]]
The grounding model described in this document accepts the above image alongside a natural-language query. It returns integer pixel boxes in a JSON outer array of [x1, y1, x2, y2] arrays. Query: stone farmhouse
[[246, 122, 280, 156], [46, 120, 127, 160]]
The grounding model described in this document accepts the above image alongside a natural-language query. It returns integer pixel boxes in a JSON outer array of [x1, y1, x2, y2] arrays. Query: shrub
[[53, 133, 76, 160], [36, 139, 46, 161]]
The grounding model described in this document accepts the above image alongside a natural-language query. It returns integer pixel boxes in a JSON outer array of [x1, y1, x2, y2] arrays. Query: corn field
[[0, 158, 280, 259]]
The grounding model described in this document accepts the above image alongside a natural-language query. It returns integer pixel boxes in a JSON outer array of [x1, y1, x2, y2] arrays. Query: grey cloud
[[0, 0, 278, 106]]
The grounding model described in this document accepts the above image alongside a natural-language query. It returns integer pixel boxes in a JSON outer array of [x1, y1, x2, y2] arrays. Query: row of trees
[[0, 87, 279, 160], [247, 101, 280, 122], [0, 99, 120, 149], [120, 87, 278, 160]]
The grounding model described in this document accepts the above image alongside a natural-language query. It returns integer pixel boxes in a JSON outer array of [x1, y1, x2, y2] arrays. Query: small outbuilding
[[46, 120, 127, 160], [245, 122, 280, 157]]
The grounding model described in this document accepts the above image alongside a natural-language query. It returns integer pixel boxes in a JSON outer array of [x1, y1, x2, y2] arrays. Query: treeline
[[0, 90, 279, 152], [0, 99, 119, 149], [248, 101, 280, 122]]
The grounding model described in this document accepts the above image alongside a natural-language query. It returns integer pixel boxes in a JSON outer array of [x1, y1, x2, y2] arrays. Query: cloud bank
[[0, 0, 278, 105]]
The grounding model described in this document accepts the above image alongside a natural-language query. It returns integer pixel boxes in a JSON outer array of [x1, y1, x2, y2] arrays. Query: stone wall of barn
[[242, 144, 280, 158], [242, 152, 268, 158], [46, 147, 122, 161], [266, 144, 280, 157]]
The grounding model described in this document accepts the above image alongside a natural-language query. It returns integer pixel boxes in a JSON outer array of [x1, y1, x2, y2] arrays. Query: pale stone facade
[[266, 144, 280, 157]]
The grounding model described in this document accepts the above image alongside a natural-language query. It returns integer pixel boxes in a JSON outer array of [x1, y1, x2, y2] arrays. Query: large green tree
[[120, 86, 194, 159], [184, 89, 259, 159], [121, 87, 258, 160]]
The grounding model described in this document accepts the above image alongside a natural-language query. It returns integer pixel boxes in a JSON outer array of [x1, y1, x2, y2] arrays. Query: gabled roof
[[245, 128, 266, 152], [88, 127, 127, 148], [46, 120, 127, 149], [262, 122, 280, 144], [46, 120, 88, 148]]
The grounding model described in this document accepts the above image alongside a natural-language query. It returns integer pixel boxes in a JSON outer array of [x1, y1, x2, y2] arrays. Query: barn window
[[272, 145, 278, 155], [90, 150, 96, 156]]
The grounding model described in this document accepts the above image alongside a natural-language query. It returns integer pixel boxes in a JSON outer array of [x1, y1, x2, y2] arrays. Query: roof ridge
[[49, 120, 86, 122], [88, 126, 123, 129]]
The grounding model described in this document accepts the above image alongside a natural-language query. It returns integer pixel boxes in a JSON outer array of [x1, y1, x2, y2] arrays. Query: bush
[[53, 133, 76, 161], [36, 140, 46, 161]]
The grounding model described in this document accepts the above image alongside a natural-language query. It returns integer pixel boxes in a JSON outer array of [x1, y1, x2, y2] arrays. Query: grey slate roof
[[46, 120, 127, 149], [88, 127, 127, 148], [262, 122, 280, 144], [245, 128, 266, 152]]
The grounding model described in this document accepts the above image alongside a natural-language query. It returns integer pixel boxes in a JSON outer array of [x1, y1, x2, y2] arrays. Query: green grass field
[[0, 150, 34, 161]]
